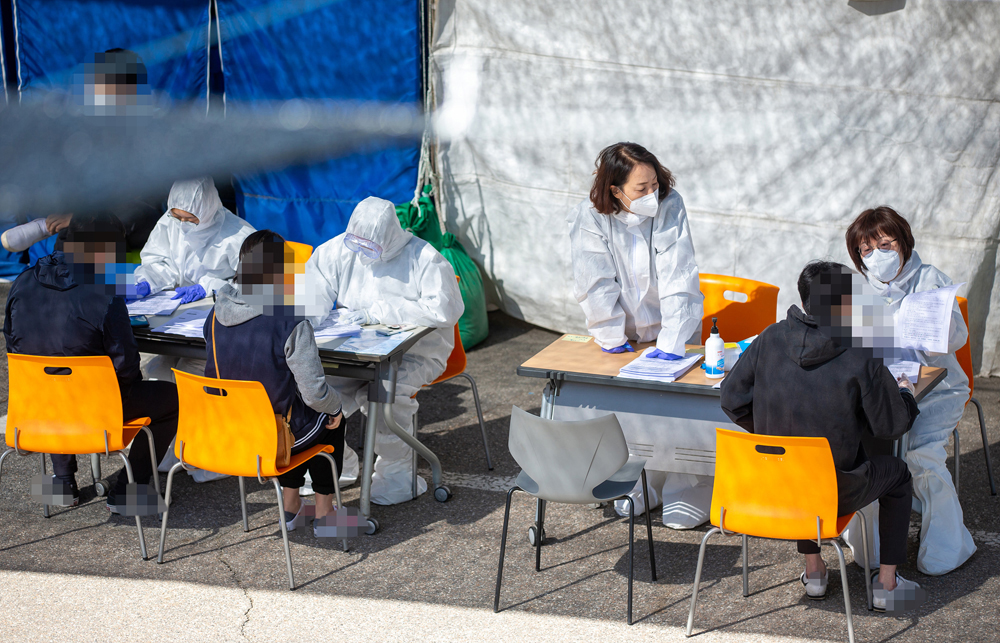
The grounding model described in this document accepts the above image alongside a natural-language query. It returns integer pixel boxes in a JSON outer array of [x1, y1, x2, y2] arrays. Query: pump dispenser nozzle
[[711, 317, 719, 335]]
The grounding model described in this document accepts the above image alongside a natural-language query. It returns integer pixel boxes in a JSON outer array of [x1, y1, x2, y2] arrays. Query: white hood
[[345, 197, 413, 263], [167, 177, 225, 238]]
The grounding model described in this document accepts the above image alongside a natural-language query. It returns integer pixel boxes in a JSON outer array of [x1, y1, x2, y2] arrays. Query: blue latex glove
[[602, 343, 634, 354], [172, 284, 206, 304], [125, 281, 151, 303], [648, 348, 683, 360]]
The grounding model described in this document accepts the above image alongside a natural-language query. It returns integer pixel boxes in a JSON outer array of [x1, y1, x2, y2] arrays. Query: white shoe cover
[[660, 473, 712, 529]]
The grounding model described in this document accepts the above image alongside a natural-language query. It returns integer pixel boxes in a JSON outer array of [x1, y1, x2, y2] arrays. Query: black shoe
[[54, 475, 79, 508]]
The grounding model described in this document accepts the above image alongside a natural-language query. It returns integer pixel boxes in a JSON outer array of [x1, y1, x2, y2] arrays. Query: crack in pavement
[[219, 557, 253, 642]]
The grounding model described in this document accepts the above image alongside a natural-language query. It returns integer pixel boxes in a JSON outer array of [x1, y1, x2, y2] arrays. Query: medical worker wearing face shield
[[566, 142, 708, 528], [840, 206, 975, 576], [304, 197, 464, 505]]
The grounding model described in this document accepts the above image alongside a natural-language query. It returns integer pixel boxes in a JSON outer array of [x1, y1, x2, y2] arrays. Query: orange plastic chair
[[951, 298, 995, 496], [0, 354, 158, 559], [687, 429, 873, 643], [699, 274, 779, 343], [157, 369, 346, 589]]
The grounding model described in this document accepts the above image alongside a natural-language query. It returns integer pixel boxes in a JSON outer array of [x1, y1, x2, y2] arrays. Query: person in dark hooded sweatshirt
[[204, 230, 344, 537], [3, 213, 178, 509], [720, 261, 925, 613]]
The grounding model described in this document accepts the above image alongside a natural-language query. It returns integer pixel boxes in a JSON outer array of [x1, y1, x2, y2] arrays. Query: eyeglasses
[[858, 238, 896, 258], [344, 233, 383, 260]]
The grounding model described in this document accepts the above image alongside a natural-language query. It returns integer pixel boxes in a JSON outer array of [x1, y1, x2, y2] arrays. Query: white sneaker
[[800, 569, 828, 600], [872, 572, 927, 612], [283, 503, 308, 532]]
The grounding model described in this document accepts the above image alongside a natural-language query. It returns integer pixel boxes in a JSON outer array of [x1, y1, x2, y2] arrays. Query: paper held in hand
[[897, 283, 963, 354], [126, 291, 181, 316], [617, 348, 703, 382]]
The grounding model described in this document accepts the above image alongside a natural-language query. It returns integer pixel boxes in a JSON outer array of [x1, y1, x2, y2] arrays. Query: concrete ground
[[1, 309, 999, 642]]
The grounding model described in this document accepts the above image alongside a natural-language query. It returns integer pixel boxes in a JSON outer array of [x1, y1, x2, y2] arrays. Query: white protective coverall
[[566, 189, 709, 528], [841, 250, 976, 575], [138, 177, 254, 483], [304, 197, 464, 505]]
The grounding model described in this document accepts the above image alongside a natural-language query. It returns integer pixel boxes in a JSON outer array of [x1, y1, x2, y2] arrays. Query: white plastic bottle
[[704, 317, 725, 379]]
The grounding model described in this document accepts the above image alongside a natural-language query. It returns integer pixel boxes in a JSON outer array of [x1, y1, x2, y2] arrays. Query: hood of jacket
[[345, 196, 413, 264], [167, 177, 225, 238], [214, 283, 262, 326], [34, 252, 79, 291], [783, 305, 848, 367]]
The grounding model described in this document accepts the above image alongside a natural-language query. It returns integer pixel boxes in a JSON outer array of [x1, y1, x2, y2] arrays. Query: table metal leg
[[381, 401, 442, 489], [90, 453, 102, 485], [536, 383, 554, 536], [359, 401, 380, 520]]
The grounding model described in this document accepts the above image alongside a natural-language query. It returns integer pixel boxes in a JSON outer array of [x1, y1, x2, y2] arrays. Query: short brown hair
[[845, 206, 915, 274], [589, 142, 675, 215]]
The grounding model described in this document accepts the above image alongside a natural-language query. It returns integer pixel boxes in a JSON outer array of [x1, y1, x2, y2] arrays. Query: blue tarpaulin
[[217, 0, 422, 246]]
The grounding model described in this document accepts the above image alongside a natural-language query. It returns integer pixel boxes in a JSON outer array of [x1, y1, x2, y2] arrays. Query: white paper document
[[337, 330, 413, 356], [127, 291, 181, 316], [887, 360, 921, 382], [151, 308, 210, 338], [617, 349, 703, 382], [897, 283, 963, 353], [312, 310, 362, 340]]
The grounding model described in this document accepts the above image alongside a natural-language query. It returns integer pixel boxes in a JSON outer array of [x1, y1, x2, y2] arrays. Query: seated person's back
[[720, 260, 924, 612]]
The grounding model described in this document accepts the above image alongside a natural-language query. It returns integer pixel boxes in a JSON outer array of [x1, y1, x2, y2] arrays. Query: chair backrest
[[711, 428, 841, 540], [699, 274, 779, 343], [173, 369, 282, 478], [430, 276, 467, 385], [956, 297, 974, 399], [507, 406, 628, 504], [286, 241, 313, 265], [6, 354, 125, 453]]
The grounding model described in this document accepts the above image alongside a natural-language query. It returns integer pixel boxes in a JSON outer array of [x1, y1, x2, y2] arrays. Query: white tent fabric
[[429, 0, 1000, 375]]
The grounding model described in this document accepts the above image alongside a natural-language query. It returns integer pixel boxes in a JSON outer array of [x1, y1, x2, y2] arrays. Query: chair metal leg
[[626, 496, 635, 625], [117, 452, 147, 560], [0, 447, 12, 489], [741, 534, 749, 597], [971, 397, 997, 495], [456, 372, 493, 470], [686, 527, 721, 636], [40, 453, 49, 518], [140, 426, 161, 497], [317, 451, 349, 552], [953, 427, 961, 497], [272, 477, 295, 590], [828, 540, 856, 643], [90, 453, 102, 486], [411, 411, 419, 500], [157, 462, 185, 563], [857, 510, 873, 610], [640, 469, 656, 582], [535, 498, 546, 572], [494, 486, 519, 612], [238, 476, 249, 532]]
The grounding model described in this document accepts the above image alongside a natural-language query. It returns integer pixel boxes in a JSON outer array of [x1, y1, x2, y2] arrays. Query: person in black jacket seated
[[204, 230, 344, 537], [720, 260, 925, 613], [3, 213, 178, 510]]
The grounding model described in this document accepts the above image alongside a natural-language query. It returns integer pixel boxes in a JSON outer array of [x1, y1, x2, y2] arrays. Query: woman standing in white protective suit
[[840, 206, 976, 575], [566, 142, 708, 528], [304, 196, 464, 505]]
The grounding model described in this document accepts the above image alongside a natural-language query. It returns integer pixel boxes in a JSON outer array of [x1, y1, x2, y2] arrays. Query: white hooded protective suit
[[567, 189, 710, 528], [135, 177, 254, 295], [842, 250, 976, 575], [305, 197, 464, 505]]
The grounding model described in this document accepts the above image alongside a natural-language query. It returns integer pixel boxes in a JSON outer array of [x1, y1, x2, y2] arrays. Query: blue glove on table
[[125, 281, 151, 303], [172, 284, 206, 304], [602, 343, 634, 354], [648, 348, 683, 360]]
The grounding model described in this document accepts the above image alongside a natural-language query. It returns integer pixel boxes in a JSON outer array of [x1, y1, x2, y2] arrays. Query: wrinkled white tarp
[[430, 0, 1000, 375]]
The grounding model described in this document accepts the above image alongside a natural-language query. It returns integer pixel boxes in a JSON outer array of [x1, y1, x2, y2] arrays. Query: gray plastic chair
[[493, 406, 657, 625]]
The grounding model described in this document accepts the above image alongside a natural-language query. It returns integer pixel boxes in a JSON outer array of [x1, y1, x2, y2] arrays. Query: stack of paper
[[338, 331, 413, 356], [127, 291, 181, 316], [151, 309, 210, 338], [617, 349, 703, 382], [887, 360, 921, 382], [312, 310, 362, 340]]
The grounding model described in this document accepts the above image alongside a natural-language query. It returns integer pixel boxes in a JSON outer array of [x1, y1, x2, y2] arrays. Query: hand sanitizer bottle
[[705, 317, 725, 379]]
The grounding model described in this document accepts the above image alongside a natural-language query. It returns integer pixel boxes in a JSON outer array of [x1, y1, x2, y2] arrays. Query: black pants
[[50, 380, 179, 495], [797, 455, 912, 566], [276, 423, 346, 496]]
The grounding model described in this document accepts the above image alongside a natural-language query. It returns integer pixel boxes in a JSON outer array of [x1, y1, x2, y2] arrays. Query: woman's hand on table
[[602, 343, 634, 354], [648, 348, 683, 360]]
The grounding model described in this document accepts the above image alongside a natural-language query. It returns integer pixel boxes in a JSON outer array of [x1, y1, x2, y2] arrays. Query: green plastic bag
[[439, 232, 489, 350], [395, 185, 444, 251]]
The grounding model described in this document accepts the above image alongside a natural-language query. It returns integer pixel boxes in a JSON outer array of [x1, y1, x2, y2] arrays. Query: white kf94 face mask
[[863, 248, 901, 283], [618, 190, 659, 218]]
